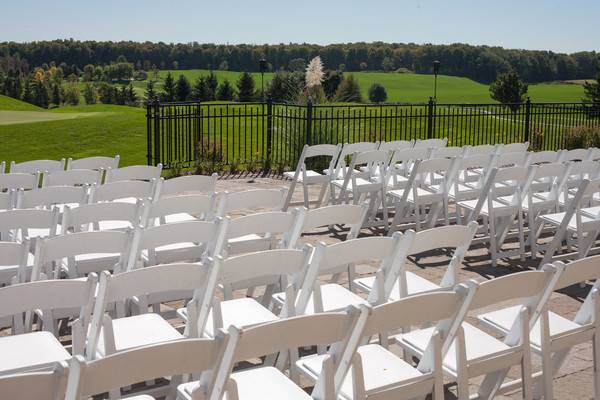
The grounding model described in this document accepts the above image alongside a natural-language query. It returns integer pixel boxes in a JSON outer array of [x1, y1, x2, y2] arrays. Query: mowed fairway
[[137, 69, 586, 103]]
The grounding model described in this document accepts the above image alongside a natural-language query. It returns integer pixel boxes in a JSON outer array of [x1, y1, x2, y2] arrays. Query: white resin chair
[[0, 276, 96, 375], [0, 208, 59, 243], [0, 240, 31, 285], [560, 148, 595, 162], [157, 173, 218, 198], [385, 147, 432, 190], [298, 289, 471, 400], [105, 164, 163, 183], [326, 141, 379, 181], [458, 165, 536, 265], [90, 179, 158, 204], [283, 143, 341, 210], [143, 193, 216, 226], [414, 138, 447, 149], [32, 230, 131, 280], [41, 169, 102, 187], [10, 159, 65, 174], [62, 201, 144, 233], [16, 185, 89, 211], [559, 160, 599, 207], [66, 155, 120, 171], [377, 139, 413, 152], [67, 337, 228, 400], [180, 307, 368, 400], [478, 256, 600, 399], [216, 188, 285, 217], [0, 362, 68, 400], [396, 268, 558, 399], [0, 172, 39, 190]]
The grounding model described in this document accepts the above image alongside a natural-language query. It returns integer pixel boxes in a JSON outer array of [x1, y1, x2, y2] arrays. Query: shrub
[[489, 71, 528, 112], [322, 70, 343, 100], [62, 83, 80, 105], [216, 80, 235, 101], [529, 128, 544, 151], [335, 74, 362, 103], [236, 72, 255, 102], [368, 83, 387, 103], [266, 71, 303, 103], [562, 125, 600, 149], [83, 83, 97, 104]]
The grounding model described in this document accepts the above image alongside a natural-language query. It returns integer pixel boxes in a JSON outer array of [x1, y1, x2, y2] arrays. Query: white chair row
[[4, 254, 600, 400], [1, 156, 120, 175]]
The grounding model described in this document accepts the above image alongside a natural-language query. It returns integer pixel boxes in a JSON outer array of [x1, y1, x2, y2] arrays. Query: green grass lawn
[[140, 69, 586, 103]]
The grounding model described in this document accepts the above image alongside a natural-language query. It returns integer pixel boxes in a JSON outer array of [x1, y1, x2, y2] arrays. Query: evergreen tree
[[368, 83, 388, 103], [144, 80, 157, 104], [266, 71, 302, 102], [126, 83, 138, 106], [30, 80, 49, 108], [83, 83, 97, 104], [322, 70, 343, 100], [206, 71, 218, 100], [175, 74, 192, 101], [51, 83, 61, 105], [236, 72, 255, 102], [216, 79, 235, 101], [335, 74, 362, 102], [192, 76, 211, 101], [98, 82, 116, 104], [583, 72, 600, 104], [22, 80, 33, 104], [161, 72, 176, 101], [489, 71, 528, 112]]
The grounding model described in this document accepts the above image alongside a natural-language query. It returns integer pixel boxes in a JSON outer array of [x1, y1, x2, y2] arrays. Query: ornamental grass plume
[[305, 56, 324, 88]]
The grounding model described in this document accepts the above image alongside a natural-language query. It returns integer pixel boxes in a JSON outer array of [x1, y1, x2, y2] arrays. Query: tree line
[[1, 40, 598, 83]]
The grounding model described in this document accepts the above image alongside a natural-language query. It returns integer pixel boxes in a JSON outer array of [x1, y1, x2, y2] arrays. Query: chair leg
[[302, 182, 309, 208], [521, 350, 534, 400], [283, 179, 297, 211], [489, 215, 498, 266], [518, 211, 526, 262], [316, 182, 328, 207], [541, 346, 554, 400], [594, 326, 600, 400]]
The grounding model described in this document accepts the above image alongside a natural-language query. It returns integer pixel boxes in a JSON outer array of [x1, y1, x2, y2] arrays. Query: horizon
[[2, 0, 599, 54]]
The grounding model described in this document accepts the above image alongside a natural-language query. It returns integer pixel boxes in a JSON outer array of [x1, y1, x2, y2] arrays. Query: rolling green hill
[[0, 95, 45, 111]]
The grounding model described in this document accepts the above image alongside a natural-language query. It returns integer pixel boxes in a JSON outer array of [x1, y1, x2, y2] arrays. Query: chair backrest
[[0, 189, 13, 211], [42, 169, 102, 187], [333, 142, 379, 176], [32, 230, 131, 280], [465, 144, 498, 156], [561, 148, 594, 162], [497, 142, 529, 154], [495, 151, 530, 167], [564, 160, 599, 190], [157, 173, 218, 198], [0, 275, 96, 335], [16, 186, 89, 209], [456, 153, 497, 184], [216, 188, 285, 217], [0, 362, 67, 400], [292, 144, 341, 181], [0, 240, 29, 284], [143, 193, 216, 226], [10, 159, 65, 174], [413, 157, 458, 193], [0, 208, 59, 242], [492, 165, 536, 198], [0, 173, 39, 190], [67, 155, 120, 171], [529, 162, 570, 196], [128, 219, 224, 269], [105, 164, 163, 182], [377, 139, 413, 152], [431, 146, 466, 159], [388, 147, 432, 180], [528, 150, 562, 165], [62, 201, 143, 233], [90, 180, 157, 203], [67, 338, 226, 400], [414, 138, 447, 149], [223, 211, 299, 254]]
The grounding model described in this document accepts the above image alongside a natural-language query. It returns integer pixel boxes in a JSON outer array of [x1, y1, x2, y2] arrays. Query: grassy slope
[[139, 70, 585, 103], [0, 95, 45, 111]]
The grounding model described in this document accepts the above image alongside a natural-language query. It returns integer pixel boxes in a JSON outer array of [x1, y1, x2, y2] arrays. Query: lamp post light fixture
[[259, 59, 268, 101], [433, 60, 441, 102]]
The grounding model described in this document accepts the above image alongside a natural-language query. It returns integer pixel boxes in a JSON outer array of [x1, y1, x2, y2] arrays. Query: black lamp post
[[433, 60, 441, 101], [259, 59, 267, 101]]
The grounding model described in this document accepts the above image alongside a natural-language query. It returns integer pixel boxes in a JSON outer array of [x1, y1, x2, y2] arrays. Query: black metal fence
[[146, 98, 600, 171]]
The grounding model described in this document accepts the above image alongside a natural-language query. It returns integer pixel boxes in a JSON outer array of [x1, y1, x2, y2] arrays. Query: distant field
[[137, 69, 586, 103]]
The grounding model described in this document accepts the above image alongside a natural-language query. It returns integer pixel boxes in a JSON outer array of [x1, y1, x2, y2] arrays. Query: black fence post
[[153, 96, 161, 166], [426, 97, 435, 139], [146, 100, 152, 166], [524, 97, 532, 144], [266, 96, 273, 171], [306, 97, 313, 146]]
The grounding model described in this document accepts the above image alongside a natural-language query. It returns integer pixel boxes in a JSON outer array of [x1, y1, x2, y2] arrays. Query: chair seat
[[298, 344, 426, 399], [203, 298, 279, 337], [97, 313, 182, 357], [477, 305, 582, 350], [179, 366, 311, 400], [539, 211, 599, 231], [0, 331, 71, 375], [332, 178, 382, 192], [97, 220, 134, 231], [284, 170, 328, 184], [395, 322, 510, 375], [0, 252, 34, 284], [354, 273, 442, 299], [272, 283, 368, 314], [447, 183, 481, 200], [457, 199, 517, 217]]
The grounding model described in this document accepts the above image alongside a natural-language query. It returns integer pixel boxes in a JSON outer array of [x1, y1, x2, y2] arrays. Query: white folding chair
[[288, 203, 368, 249], [283, 144, 341, 209], [90, 179, 158, 204], [458, 165, 536, 265], [16, 185, 89, 212], [143, 193, 216, 226], [0, 172, 39, 190], [560, 148, 595, 162], [127, 219, 224, 270], [32, 230, 132, 280], [326, 141, 379, 181], [0, 208, 59, 243], [10, 159, 65, 174], [355, 222, 478, 300], [497, 141, 529, 154], [216, 188, 285, 217], [478, 256, 600, 399], [396, 268, 559, 399], [86, 264, 212, 360], [559, 160, 600, 207], [298, 289, 470, 400], [538, 178, 600, 264], [0, 362, 68, 400], [431, 146, 467, 159], [66, 155, 120, 170], [528, 150, 563, 165], [465, 144, 499, 156], [62, 201, 144, 233], [105, 164, 163, 183], [0, 276, 96, 375], [67, 337, 227, 400], [156, 173, 218, 198], [377, 139, 413, 152], [385, 147, 433, 190], [179, 307, 368, 400], [414, 138, 447, 149], [41, 169, 102, 187], [0, 188, 15, 212], [0, 240, 30, 285]]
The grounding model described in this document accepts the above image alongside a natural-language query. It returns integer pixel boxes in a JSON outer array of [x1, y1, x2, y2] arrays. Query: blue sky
[[2, 0, 599, 53]]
